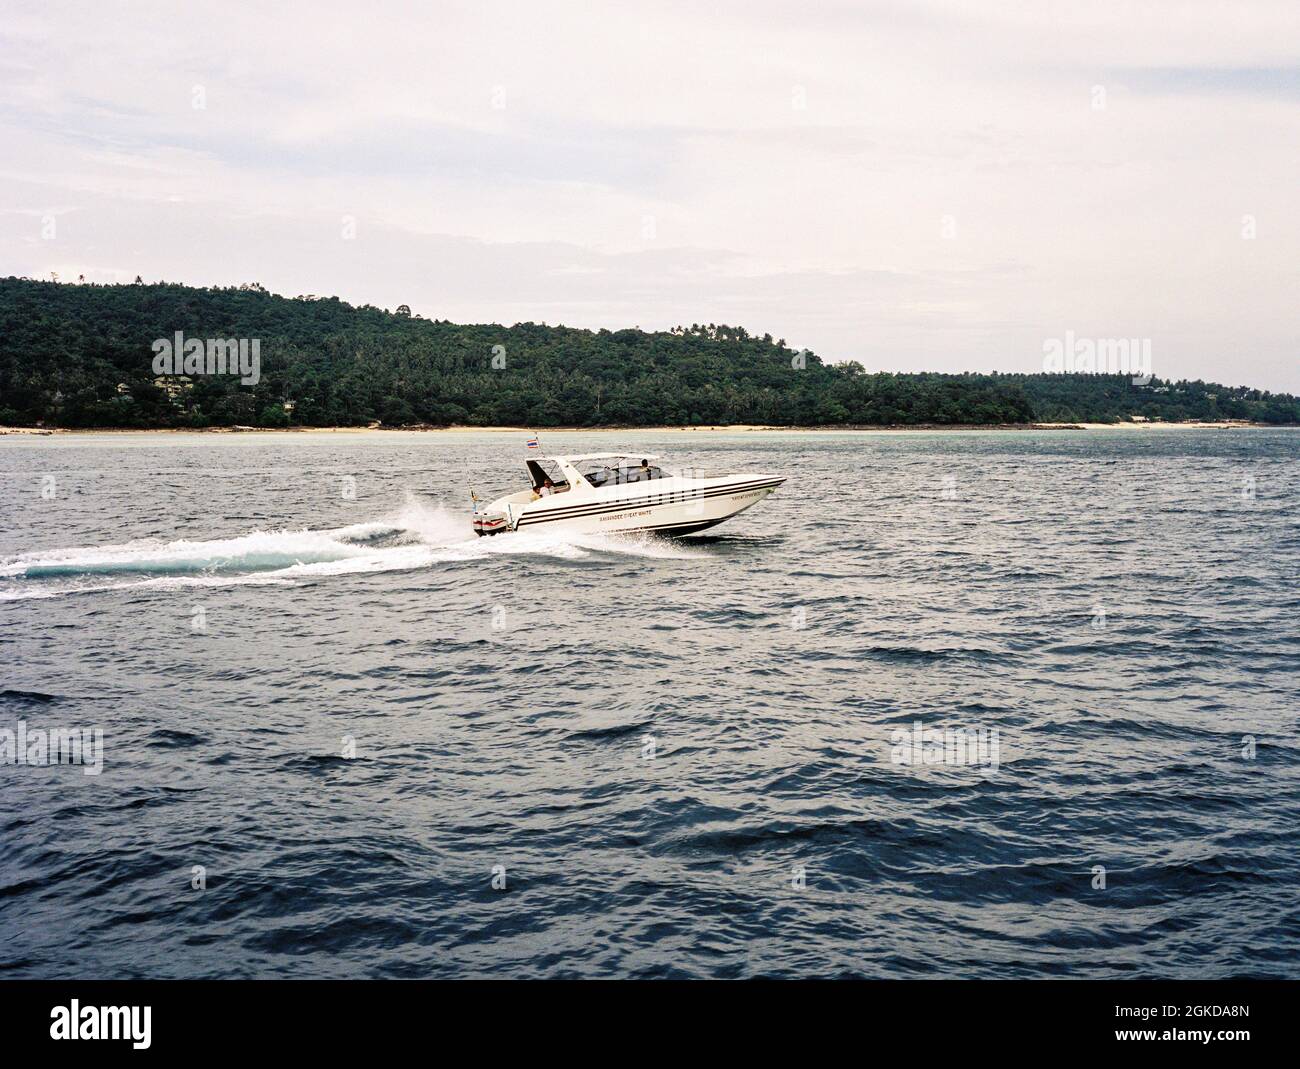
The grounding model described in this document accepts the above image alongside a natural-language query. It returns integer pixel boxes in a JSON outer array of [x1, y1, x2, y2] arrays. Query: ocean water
[[1, 428, 1297, 979]]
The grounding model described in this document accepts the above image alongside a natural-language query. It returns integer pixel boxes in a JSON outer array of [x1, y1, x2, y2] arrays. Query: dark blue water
[[1, 428, 1297, 978]]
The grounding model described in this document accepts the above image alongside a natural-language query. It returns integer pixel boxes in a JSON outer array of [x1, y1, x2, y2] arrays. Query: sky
[[2, 1, 1297, 390]]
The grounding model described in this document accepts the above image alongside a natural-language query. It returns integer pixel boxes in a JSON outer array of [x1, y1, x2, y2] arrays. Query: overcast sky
[[3, 1, 1297, 390]]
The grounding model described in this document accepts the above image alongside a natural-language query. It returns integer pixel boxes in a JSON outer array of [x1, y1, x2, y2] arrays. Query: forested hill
[[1, 278, 1297, 428]]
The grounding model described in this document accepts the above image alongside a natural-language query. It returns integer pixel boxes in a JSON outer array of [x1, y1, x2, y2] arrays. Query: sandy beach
[[0, 420, 1286, 437]]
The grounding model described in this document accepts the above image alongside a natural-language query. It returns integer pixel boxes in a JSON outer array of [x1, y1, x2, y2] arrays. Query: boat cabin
[[543, 453, 668, 491], [525, 458, 571, 493]]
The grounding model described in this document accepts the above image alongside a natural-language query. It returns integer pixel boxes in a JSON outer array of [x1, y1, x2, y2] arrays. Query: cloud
[[2, 0, 1297, 390], [1109, 65, 1300, 99]]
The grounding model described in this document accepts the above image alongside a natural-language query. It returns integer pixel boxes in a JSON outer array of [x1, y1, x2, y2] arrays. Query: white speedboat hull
[[510, 475, 784, 536], [472, 455, 784, 537]]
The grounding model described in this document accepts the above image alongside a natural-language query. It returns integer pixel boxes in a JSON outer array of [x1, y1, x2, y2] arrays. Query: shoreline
[[0, 420, 1288, 436]]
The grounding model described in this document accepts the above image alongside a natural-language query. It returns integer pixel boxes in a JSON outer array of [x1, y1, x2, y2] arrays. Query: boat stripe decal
[[516, 479, 782, 523], [515, 480, 784, 526], [531, 479, 784, 518], [518, 493, 774, 526]]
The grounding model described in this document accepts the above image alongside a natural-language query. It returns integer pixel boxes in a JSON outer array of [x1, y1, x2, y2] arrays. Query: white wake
[[0, 497, 706, 600]]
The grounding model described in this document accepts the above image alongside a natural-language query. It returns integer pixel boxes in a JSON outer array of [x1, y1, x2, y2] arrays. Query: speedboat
[[470, 453, 784, 537]]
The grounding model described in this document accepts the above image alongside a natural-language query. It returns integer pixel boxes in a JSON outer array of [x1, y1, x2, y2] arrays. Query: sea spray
[[0, 497, 703, 599]]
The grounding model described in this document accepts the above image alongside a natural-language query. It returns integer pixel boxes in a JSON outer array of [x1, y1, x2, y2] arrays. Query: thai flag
[[526, 436, 539, 450]]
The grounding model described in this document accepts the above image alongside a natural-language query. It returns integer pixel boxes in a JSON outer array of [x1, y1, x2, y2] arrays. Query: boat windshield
[[526, 458, 570, 491], [578, 459, 668, 488]]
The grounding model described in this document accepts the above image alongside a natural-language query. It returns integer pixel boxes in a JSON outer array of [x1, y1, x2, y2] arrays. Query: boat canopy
[[536, 454, 668, 488], [548, 453, 661, 462]]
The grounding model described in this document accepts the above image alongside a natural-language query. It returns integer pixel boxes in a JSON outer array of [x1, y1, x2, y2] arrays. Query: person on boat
[[532, 478, 556, 499]]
